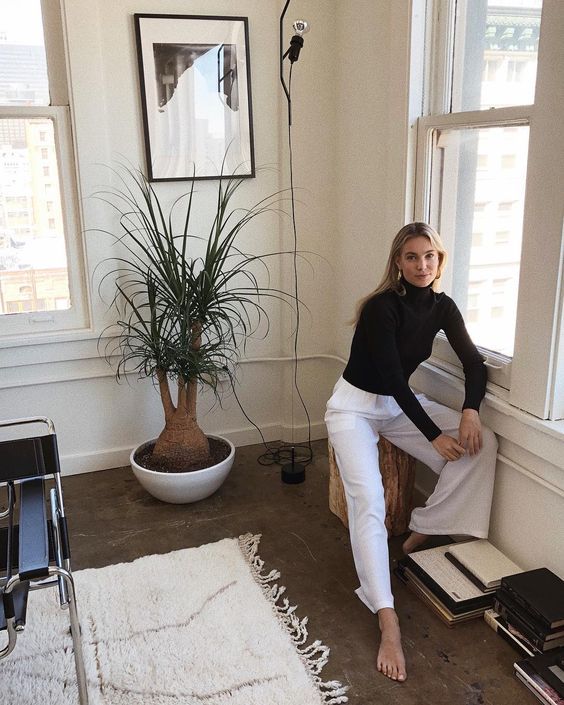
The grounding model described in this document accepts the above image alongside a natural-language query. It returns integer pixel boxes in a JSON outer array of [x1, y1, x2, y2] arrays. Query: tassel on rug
[[238, 533, 349, 705]]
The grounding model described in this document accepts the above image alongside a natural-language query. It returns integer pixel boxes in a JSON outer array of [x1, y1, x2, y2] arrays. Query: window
[[414, 0, 564, 420], [450, 0, 541, 111], [420, 121, 529, 362], [501, 154, 516, 169], [0, 0, 88, 338], [482, 58, 501, 82], [495, 230, 511, 244], [471, 231, 484, 247], [506, 59, 526, 83]]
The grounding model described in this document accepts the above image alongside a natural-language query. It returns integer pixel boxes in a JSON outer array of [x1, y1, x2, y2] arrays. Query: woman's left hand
[[458, 409, 482, 455]]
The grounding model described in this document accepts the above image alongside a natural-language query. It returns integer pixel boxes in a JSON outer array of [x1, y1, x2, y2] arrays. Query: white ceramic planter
[[130, 434, 235, 504]]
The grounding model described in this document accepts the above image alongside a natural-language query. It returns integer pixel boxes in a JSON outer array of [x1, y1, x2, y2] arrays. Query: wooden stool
[[328, 437, 416, 537]]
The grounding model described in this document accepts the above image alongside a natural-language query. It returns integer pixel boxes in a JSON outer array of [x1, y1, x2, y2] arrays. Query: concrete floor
[[61, 439, 536, 705]]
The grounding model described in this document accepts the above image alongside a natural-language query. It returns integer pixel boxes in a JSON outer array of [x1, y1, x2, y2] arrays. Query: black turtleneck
[[342, 278, 487, 441]]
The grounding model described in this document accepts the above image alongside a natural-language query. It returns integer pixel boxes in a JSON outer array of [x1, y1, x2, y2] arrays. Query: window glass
[[0, 118, 70, 317], [452, 0, 542, 111], [431, 124, 529, 357], [0, 0, 49, 106]]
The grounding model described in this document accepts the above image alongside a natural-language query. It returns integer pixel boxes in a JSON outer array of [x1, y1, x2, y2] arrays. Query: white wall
[[332, 2, 413, 353]]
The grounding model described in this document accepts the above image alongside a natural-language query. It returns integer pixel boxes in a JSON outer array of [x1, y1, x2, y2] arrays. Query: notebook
[[446, 539, 522, 590]]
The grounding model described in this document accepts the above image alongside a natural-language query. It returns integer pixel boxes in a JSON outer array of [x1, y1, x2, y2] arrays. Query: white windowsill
[[416, 357, 564, 446], [0, 327, 101, 350]]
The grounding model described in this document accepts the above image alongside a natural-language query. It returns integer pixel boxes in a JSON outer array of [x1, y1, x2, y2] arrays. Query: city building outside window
[[0, 0, 88, 338]]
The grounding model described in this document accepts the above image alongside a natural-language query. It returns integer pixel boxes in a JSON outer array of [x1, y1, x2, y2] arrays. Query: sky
[[0, 0, 45, 45]]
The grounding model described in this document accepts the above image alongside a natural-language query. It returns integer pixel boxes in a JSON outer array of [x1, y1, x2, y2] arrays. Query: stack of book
[[395, 543, 496, 627], [492, 568, 564, 657], [514, 649, 564, 705]]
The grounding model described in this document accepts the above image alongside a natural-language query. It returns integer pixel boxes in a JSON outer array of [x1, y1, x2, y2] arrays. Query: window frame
[[415, 105, 532, 390], [0, 0, 90, 340], [412, 0, 564, 420]]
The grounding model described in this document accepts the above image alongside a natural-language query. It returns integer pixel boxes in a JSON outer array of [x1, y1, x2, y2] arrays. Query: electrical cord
[[230, 380, 312, 466], [284, 61, 314, 466], [230, 60, 314, 470]]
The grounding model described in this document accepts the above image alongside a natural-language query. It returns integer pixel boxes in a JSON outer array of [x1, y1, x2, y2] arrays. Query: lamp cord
[[230, 61, 313, 469], [287, 62, 313, 462]]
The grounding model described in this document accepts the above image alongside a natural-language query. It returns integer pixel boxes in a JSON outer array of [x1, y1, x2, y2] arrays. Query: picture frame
[[134, 14, 255, 181]]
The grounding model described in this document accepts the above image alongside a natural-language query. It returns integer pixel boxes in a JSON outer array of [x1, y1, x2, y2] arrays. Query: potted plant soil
[[96, 166, 284, 503]]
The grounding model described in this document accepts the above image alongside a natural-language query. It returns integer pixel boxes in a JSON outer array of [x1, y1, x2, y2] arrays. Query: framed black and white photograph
[[134, 14, 255, 181]]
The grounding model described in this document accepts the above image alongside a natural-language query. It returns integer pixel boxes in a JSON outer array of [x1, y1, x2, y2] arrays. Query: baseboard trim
[[59, 421, 329, 476]]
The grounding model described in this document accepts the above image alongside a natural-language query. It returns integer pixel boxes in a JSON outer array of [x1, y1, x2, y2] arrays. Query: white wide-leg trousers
[[325, 376, 497, 613]]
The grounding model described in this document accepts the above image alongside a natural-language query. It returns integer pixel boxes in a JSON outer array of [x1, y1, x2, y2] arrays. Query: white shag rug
[[1, 534, 348, 705]]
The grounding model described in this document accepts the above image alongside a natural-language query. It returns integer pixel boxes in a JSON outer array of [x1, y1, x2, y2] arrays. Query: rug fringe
[[238, 533, 349, 704]]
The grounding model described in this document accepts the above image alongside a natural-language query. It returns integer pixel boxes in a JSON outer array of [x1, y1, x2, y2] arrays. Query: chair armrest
[[18, 479, 49, 581]]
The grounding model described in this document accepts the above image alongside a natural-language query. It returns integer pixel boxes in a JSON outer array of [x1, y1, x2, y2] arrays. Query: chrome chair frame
[[0, 417, 88, 704]]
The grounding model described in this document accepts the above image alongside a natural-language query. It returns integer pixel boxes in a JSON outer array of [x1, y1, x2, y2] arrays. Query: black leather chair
[[0, 417, 88, 704]]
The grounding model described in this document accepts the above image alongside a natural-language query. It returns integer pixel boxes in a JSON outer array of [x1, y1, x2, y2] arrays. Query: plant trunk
[[152, 369, 211, 471]]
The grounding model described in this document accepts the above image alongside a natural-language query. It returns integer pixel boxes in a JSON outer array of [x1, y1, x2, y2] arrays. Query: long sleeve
[[442, 299, 487, 411], [360, 300, 442, 441]]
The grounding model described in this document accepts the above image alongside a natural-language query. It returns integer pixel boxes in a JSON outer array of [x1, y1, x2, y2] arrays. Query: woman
[[325, 222, 497, 682]]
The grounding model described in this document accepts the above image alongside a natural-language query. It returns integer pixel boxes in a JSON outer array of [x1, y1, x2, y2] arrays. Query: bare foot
[[402, 531, 429, 555], [377, 608, 407, 681]]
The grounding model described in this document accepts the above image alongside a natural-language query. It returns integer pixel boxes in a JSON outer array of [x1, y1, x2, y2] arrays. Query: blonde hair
[[351, 222, 447, 325]]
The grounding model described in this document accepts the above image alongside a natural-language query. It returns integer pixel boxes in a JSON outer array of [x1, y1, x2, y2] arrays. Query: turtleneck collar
[[400, 275, 434, 302]]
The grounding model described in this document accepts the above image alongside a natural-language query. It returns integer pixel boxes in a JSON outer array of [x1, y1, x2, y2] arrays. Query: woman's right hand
[[431, 433, 466, 462]]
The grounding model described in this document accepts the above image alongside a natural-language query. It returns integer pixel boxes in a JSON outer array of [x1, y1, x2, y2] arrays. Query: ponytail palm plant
[[97, 167, 285, 472]]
